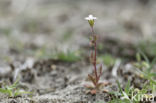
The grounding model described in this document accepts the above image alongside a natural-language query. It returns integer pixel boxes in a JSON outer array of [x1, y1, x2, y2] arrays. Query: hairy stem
[[91, 27, 98, 86]]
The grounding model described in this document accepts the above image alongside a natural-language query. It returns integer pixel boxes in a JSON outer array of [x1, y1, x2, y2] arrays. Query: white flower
[[85, 15, 97, 21], [85, 14, 97, 27]]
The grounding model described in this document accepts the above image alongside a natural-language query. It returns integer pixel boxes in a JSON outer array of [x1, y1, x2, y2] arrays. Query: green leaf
[[57, 50, 80, 62], [148, 57, 156, 72], [0, 88, 8, 93], [125, 80, 131, 95], [9, 79, 19, 90], [142, 61, 150, 69], [108, 99, 130, 103], [136, 53, 141, 62], [139, 50, 149, 64], [116, 80, 123, 93], [98, 54, 116, 67], [14, 90, 31, 97], [150, 73, 156, 77]]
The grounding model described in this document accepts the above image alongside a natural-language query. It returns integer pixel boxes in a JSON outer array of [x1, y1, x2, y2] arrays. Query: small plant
[[108, 80, 132, 103], [84, 15, 108, 94], [98, 54, 116, 67], [35, 47, 81, 62], [108, 51, 156, 103], [0, 80, 30, 97], [109, 80, 154, 103], [133, 51, 156, 93], [134, 52, 156, 83], [56, 50, 81, 62]]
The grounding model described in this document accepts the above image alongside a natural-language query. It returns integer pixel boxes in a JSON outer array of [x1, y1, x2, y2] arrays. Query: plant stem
[[91, 27, 98, 86]]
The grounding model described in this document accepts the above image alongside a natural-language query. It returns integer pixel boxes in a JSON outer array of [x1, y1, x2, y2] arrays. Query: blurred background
[[0, 0, 156, 65]]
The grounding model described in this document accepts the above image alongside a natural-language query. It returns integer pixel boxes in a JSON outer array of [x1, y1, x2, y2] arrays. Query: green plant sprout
[[98, 54, 116, 67], [35, 47, 81, 62], [109, 80, 154, 103], [109, 80, 132, 103], [133, 51, 156, 93], [138, 40, 156, 57], [108, 51, 156, 103], [84, 15, 108, 94], [56, 50, 81, 62], [0, 80, 30, 97]]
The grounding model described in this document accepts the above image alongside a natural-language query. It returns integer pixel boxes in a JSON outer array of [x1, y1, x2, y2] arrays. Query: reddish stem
[[91, 27, 98, 86]]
